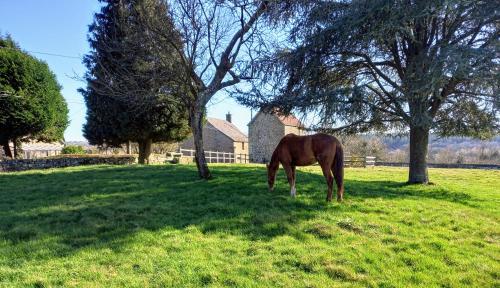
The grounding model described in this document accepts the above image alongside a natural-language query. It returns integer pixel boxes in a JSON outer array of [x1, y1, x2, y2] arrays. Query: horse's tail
[[333, 143, 344, 201]]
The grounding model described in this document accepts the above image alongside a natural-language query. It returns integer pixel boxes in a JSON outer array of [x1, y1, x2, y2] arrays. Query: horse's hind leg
[[332, 164, 344, 202], [331, 151, 344, 202], [320, 161, 334, 202]]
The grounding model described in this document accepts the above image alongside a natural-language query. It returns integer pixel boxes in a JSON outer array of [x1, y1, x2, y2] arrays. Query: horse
[[266, 133, 344, 202]]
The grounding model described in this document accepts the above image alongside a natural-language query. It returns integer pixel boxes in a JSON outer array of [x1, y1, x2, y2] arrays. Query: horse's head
[[266, 163, 277, 192]]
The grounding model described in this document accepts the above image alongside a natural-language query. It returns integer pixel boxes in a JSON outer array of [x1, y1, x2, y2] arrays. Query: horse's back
[[280, 133, 339, 149], [310, 133, 340, 154], [277, 133, 341, 165]]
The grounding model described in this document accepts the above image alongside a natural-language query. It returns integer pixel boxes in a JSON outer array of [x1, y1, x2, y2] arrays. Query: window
[[242, 142, 245, 150]]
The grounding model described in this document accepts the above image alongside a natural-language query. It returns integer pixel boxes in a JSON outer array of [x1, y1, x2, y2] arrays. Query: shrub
[[61, 145, 85, 155]]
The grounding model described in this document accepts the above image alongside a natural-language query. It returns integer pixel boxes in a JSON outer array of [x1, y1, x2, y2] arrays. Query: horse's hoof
[[337, 198, 343, 202]]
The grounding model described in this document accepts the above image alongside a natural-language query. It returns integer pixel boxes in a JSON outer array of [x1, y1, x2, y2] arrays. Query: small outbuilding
[[248, 110, 305, 163], [0, 140, 64, 159]]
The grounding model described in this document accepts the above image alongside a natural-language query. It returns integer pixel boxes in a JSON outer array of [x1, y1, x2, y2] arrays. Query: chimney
[[226, 112, 232, 123]]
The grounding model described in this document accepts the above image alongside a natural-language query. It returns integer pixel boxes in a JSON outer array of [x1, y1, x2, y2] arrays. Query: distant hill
[[381, 135, 500, 164], [383, 135, 500, 150], [65, 141, 95, 149]]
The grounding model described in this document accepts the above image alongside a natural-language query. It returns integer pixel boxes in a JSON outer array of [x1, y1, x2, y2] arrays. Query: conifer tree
[[0, 35, 69, 158], [81, 0, 190, 164], [242, 0, 499, 183]]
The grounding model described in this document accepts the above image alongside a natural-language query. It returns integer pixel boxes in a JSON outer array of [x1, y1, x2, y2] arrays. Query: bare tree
[[154, 0, 271, 179]]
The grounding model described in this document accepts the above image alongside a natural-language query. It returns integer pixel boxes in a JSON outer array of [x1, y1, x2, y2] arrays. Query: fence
[[179, 149, 249, 164], [179, 149, 372, 166], [344, 156, 376, 168]]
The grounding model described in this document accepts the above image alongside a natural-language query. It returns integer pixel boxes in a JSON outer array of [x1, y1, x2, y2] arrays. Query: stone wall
[[0, 155, 137, 172], [249, 112, 285, 163], [181, 123, 235, 153], [147, 154, 169, 164]]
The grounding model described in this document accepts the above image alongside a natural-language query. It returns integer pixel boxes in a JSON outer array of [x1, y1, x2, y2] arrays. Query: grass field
[[0, 164, 498, 287]]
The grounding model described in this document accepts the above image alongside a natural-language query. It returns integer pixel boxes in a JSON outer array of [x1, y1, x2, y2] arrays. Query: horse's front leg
[[283, 164, 296, 197]]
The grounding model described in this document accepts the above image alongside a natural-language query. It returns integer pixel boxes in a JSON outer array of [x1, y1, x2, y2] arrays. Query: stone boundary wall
[[0, 155, 137, 172], [148, 154, 169, 164], [375, 162, 499, 170]]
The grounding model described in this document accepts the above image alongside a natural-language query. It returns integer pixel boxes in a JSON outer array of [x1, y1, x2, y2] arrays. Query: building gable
[[248, 111, 285, 163], [248, 110, 304, 129], [207, 118, 248, 143]]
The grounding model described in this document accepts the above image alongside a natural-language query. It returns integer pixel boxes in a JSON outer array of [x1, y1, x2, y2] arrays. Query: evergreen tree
[[0, 35, 69, 158], [242, 0, 499, 183], [81, 0, 190, 164]]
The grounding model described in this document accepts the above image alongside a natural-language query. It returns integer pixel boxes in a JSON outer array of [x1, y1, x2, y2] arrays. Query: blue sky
[[0, 0, 253, 141]]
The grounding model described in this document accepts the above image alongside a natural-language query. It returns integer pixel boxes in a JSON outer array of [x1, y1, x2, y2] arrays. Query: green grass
[[0, 164, 498, 287]]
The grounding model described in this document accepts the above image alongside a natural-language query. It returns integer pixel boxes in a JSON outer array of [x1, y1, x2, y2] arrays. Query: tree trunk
[[126, 141, 131, 154], [190, 108, 211, 179], [408, 125, 430, 184], [138, 138, 152, 164], [1, 140, 12, 158], [13, 138, 18, 158]]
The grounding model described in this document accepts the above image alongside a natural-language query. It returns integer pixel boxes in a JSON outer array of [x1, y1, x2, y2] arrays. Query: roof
[[20, 141, 64, 151], [248, 110, 305, 128], [276, 114, 304, 128], [207, 117, 248, 143]]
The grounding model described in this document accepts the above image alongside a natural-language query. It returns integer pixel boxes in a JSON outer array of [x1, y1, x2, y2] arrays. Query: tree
[[61, 145, 86, 155], [81, 0, 190, 164], [133, 0, 272, 178], [240, 0, 499, 183], [82, 85, 190, 164], [340, 135, 387, 159], [0, 35, 69, 158]]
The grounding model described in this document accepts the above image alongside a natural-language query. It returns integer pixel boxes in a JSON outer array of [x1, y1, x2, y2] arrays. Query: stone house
[[180, 113, 249, 159], [248, 110, 305, 163]]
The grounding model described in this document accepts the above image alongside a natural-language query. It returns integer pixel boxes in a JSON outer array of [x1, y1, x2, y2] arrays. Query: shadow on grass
[[0, 165, 326, 261], [295, 168, 475, 205], [0, 164, 474, 263], [345, 180, 474, 205]]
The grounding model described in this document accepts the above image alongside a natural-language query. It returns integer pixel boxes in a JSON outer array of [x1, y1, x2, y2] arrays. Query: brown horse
[[266, 133, 344, 202]]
